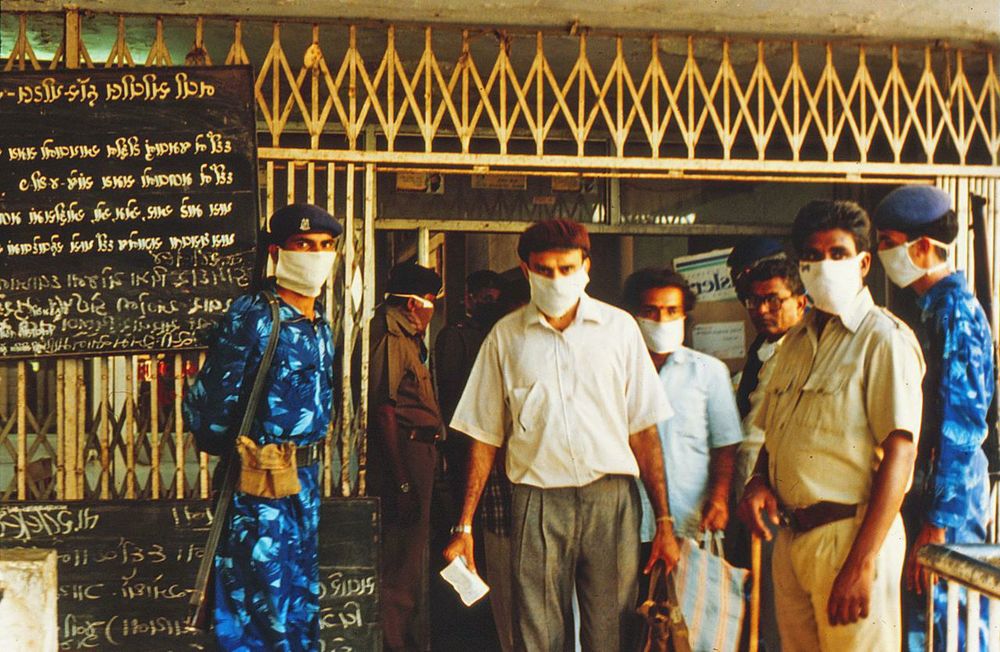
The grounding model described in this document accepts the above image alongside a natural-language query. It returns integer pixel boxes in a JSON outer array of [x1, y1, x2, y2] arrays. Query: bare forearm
[[845, 432, 915, 566], [630, 425, 670, 519], [457, 440, 498, 526], [708, 444, 738, 503]]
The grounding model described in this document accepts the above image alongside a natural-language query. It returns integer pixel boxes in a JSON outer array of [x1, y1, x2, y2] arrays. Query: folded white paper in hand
[[439, 556, 490, 606]]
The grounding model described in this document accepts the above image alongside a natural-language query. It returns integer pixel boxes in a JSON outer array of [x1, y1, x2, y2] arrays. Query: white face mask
[[637, 317, 685, 354], [528, 266, 589, 318], [798, 255, 864, 317], [877, 239, 950, 288], [275, 250, 337, 297]]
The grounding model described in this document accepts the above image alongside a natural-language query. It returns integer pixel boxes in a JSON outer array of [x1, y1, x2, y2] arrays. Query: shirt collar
[[917, 270, 967, 313], [836, 286, 875, 333], [664, 346, 690, 366], [386, 304, 421, 337], [522, 293, 603, 330], [803, 286, 873, 335]]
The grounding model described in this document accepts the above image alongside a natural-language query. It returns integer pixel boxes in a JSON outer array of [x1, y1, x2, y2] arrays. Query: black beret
[[387, 262, 442, 296], [517, 219, 591, 262], [267, 203, 343, 245], [873, 185, 952, 232], [727, 237, 786, 277]]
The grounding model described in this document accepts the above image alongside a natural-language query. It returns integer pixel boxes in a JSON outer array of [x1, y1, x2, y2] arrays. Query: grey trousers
[[510, 474, 641, 652], [483, 529, 515, 652]]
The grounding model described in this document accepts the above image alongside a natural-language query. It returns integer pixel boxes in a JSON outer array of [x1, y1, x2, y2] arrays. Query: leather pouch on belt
[[236, 436, 301, 498]]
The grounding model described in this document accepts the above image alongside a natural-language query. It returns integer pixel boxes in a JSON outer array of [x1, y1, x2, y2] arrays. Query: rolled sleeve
[[705, 357, 744, 449], [449, 334, 506, 447], [865, 328, 925, 444], [624, 321, 672, 434]]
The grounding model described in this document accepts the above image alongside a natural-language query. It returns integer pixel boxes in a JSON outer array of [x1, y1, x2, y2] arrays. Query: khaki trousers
[[772, 511, 906, 652]]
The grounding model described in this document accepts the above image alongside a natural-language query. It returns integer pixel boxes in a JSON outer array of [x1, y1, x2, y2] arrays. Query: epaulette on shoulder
[[875, 306, 910, 330]]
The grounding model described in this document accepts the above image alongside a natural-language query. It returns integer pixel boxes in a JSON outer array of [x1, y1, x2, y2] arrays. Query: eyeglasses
[[742, 294, 795, 311]]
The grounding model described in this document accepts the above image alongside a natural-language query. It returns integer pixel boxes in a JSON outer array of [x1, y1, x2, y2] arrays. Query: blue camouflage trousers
[[214, 464, 321, 652]]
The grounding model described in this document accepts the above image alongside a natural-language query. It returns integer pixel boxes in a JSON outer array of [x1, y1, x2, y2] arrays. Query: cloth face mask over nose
[[637, 317, 685, 354], [877, 239, 950, 288], [528, 267, 589, 318], [798, 256, 864, 317], [275, 250, 337, 297]]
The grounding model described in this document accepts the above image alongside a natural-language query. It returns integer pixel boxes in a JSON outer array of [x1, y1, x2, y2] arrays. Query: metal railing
[[917, 543, 1000, 652]]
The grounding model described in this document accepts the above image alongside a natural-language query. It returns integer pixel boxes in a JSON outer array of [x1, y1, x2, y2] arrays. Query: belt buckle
[[778, 509, 797, 531], [297, 443, 320, 466]]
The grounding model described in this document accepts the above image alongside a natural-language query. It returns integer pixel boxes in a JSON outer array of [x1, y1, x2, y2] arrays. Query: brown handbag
[[636, 562, 692, 652]]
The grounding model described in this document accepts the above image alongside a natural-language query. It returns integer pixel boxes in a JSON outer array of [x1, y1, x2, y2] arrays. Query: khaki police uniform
[[755, 288, 924, 652]]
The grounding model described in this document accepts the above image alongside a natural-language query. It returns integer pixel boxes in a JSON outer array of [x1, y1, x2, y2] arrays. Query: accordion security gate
[[0, 8, 999, 503]]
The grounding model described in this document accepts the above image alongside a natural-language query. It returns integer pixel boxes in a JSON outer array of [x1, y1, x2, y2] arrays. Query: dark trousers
[[375, 439, 437, 650], [510, 475, 641, 652]]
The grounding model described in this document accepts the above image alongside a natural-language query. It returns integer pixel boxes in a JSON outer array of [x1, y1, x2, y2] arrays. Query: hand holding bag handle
[[187, 290, 282, 632], [636, 560, 692, 652]]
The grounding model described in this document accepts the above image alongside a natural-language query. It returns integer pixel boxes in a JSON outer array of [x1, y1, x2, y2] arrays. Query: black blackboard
[[0, 66, 259, 358], [0, 500, 381, 651]]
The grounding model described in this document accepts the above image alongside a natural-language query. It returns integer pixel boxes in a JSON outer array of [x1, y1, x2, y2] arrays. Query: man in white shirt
[[623, 267, 743, 542], [444, 219, 677, 652]]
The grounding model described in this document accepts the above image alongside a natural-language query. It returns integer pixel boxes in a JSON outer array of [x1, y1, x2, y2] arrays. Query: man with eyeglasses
[[726, 240, 808, 652], [368, 261, 445, 651], [728, 243, 809, 507]]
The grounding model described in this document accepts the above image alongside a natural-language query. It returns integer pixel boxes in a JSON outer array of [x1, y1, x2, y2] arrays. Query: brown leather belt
[[406, 426, 441, 444], [779, 501, 858, 533], [295, 442, 322, 466]]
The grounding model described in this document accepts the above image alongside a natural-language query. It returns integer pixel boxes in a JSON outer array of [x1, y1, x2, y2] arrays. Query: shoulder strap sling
[[187, 290, 282, 631]]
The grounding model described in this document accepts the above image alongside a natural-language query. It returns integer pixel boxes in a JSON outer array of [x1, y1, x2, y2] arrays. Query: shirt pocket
[[510, 383, 546, 433], [757, 367, 797, 430], [797, 368, 853, 433]]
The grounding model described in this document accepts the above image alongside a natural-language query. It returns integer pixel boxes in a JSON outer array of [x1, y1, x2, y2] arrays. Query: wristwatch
[[398, 481, 412, 494], [450, 524, 472, 535]]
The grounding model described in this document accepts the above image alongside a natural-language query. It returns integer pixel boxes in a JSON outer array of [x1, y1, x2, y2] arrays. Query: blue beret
[[267, 203, 343, 245], [873, 186, 952, 232], [727, 237, 786, 276]]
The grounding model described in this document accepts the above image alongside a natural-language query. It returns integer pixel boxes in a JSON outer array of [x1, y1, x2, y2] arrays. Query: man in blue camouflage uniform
[[184, 203, 342, 652], [874, 186, 995, 652]]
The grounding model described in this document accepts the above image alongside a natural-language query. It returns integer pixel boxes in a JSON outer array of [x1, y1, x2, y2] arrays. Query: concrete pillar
[[0, 548, 58, 651]]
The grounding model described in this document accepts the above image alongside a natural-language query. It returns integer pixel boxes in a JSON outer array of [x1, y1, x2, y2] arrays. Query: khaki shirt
[[734, 334, 787, 492], [755, 288, 925, 509], [450, 295, 671, 488], [369, 305, 443, 431]]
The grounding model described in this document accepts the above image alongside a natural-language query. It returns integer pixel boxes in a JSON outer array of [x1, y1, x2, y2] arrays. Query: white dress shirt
[[450, 294, 672, 488]]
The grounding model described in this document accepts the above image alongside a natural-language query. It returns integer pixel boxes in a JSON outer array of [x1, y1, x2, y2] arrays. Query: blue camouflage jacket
[[183, 282, 335, 453], [917, 271, 995, 529]]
